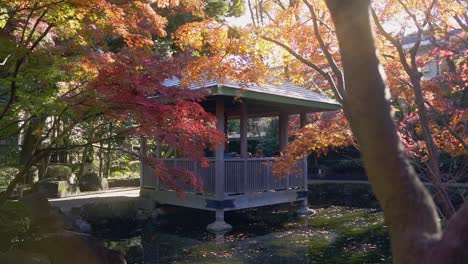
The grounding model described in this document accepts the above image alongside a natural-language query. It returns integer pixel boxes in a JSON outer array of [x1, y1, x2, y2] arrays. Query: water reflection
[[105, 210, 327, 263]]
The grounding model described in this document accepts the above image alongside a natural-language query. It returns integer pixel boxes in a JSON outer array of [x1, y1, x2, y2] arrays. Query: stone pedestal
[[33, 180, 80, 198], [296, 205, 316, 216], [207, 220, 232, 233], [207, 209, 232, 233]]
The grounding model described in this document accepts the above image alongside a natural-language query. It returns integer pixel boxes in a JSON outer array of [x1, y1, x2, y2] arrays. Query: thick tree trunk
[[38, 153, 51, 180], [20, 116, 43, 166], [324, 0, 439, 263], [324, 1, 468, 263]]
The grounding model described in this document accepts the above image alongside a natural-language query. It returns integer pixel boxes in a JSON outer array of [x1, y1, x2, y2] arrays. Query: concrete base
[[296, 206, 316, 216], [207, 220, 232, 233]]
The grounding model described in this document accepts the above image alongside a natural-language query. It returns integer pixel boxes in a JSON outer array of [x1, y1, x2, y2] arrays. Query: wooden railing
[[224, 158, 304, 194], [142, 158, 305, 195]]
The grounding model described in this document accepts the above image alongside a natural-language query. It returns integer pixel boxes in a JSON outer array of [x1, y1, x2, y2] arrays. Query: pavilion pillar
[[207, 96, 232, 233], [278, 112, 289, 151], [240, 101, 248, 158], [297, 112, 314, 216]]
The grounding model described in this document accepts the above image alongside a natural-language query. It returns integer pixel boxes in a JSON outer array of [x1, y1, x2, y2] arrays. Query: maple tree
[[174, 0, 356, 174], [0, 0, 244, 202], [371, 0, 467, 218], [176, 0, 468, 261], [207, 0, 466, 219], [273, 111, 353, 176], [323, 0, 467, 263]]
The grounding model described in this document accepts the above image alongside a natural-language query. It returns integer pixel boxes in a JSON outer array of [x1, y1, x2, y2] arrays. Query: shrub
[[83, 163, 98, 175], [323, 159, 364, 173], [0, 167, 19, 187], [45, 165, 72, 181], [0, 201, 32, 250]]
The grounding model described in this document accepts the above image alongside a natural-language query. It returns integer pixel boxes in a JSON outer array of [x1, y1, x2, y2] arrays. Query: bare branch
[[261, 35, 344, 103], [303, 0, 345, 97], [24, 7, 49, 48], [370, 7, 413, 75], [20, 4, 37, 44], [30, 24, 53, 51]]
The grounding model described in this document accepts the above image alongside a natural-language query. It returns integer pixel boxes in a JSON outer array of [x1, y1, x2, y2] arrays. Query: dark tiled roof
[[162, 77, 341, 108]]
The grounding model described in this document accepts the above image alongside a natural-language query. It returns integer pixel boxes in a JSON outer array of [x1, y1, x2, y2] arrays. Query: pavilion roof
[[162, 77, 341, 112]]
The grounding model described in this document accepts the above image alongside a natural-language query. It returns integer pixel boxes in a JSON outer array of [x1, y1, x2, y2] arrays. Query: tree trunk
[[324, 0, 441, 263], [105, 122, 114, 178], [20, 115, 45, 183], [324, 1, 468, 263], [410, 73, 455, 218], [38, 153, 51, 180], [77, 125, 95, 177], [20, 116, 43, 166], [99, 141, 104, 178]]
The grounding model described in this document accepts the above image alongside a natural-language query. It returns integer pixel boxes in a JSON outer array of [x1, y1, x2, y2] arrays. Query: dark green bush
[[323, 159, 364, 173], [0, 201, 32, 250], [45, 165, 72, 181]]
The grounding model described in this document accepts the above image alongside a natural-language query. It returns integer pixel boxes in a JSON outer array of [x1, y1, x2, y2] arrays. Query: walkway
[[49, 187, 140, 212], [308, 179, 468, 188]]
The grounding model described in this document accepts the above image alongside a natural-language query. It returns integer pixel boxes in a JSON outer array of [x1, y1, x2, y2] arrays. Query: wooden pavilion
[[140, 79, 341, 232]]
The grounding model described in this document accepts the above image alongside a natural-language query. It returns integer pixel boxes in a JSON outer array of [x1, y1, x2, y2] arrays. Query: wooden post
[[224, 113, 229, 151], [279, 112, 289, 188], [300, 112, 308, 184], [207, 96, 232, 232], [298, 112, 313, 216], [240, 101, 248, 158], [215, 95, 225, 199], [240, 101, 248, 193], [279, 112, 289, 151]]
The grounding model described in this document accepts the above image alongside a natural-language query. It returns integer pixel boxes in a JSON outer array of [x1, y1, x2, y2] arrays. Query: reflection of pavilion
[[140, 219, 313, 264], [140, 80, 340, 231]]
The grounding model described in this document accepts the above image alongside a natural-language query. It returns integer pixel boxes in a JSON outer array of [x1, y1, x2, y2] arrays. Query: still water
[[102, 205, 389, 264]]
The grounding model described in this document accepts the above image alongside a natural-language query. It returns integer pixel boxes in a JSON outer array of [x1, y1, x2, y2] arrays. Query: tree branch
[[303, 0, 345, 97], [261, 35, 344, 103], [370, 7, 413, 75], [24, 7, 49, 48]]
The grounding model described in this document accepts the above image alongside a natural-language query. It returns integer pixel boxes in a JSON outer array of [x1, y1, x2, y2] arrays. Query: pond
[[100, 205, 392, 264]]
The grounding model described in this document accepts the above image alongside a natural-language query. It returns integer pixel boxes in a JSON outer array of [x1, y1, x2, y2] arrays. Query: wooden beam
[[279, 112, 289, 151], [240, 101, 248, 158]]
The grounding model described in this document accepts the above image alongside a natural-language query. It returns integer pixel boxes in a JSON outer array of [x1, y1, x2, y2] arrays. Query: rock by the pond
[[79, 173, 108, 192], [125, 244, 144, 263], [21, 231, 126, 264], [33, 180, 79, 198], [0, 250, 51, 264]]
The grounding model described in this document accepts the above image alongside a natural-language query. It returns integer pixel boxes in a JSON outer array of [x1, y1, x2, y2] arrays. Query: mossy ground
[[307, 207, 391, 264]]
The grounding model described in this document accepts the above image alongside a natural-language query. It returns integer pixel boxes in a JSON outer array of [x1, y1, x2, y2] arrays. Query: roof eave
[[209, 85, 341, 111]]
